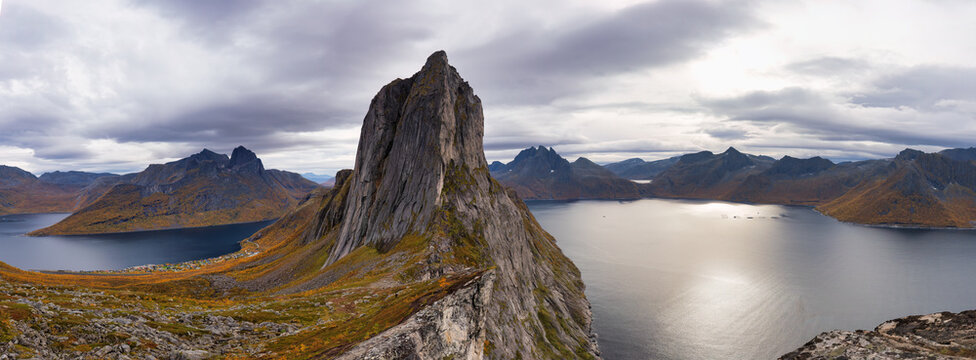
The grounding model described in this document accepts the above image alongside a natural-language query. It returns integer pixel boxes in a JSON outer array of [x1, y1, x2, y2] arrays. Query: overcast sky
[[1, 0, 976, 176]]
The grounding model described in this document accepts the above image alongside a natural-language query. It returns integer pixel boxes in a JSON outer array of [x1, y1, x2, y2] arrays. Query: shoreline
[[8, 213, 271, 274], [527, 196, 976, 231], [811, 208, 976, 231], [27, 247, 261, 275], [27, 217, 278, 237]]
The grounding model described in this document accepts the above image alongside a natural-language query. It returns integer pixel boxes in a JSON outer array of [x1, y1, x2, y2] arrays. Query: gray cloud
[[2, 0, 975, 174], [699, 86, 976, 150], [0, 4, 66, 49], [852, 66, 976, 111], [786, 57, 871, 76], [458, 0, 760, 105], [130, 0, 265, 38]]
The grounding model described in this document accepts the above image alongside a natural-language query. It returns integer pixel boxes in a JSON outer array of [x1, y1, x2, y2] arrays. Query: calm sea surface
[[527, 199, 976, 360], [0, 213, 271, 271]]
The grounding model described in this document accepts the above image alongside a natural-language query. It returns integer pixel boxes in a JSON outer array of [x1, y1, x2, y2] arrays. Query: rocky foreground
[[782, 311, 976, 359], [0, 279, 300, 359]]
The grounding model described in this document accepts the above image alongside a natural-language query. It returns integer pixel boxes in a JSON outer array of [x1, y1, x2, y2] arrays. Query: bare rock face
[[331, 50, 486, 264], [338, 271, 496, 360], [320, 51, 600, 359]]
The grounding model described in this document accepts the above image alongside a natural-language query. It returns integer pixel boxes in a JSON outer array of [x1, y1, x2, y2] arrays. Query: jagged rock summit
[[297, 51, 600, 358], [331, 50, 487, 264]]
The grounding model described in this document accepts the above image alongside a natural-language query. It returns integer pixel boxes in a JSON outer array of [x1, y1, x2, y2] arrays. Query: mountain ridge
[[0, 166, 119, 216], [490, 146, 641, 200], [30, 146, 318, 235]]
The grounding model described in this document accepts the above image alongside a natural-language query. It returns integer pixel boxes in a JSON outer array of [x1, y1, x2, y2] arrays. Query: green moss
[[436, 203, 490, 267]]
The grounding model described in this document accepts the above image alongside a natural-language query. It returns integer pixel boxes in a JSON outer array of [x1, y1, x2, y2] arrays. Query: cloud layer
[[0, 0, 974, 174]]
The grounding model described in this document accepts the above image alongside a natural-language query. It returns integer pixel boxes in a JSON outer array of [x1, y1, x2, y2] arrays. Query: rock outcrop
[[323, 51, 599, 358], [782, 310, 976, 359], [30, 146, 318, 235], [331, 51, 488, 263]]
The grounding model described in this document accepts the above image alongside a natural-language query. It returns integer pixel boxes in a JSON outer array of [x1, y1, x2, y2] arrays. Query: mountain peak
[[332, 49, 487, 263], [197, 148, 219, 157], [896, 148, 924, 161], [0, 165, 37, 187], [724, 146, 742, 155], [424, 50, 449, 68], [189, 148, 228, 163], [228, 145, 261, 170]]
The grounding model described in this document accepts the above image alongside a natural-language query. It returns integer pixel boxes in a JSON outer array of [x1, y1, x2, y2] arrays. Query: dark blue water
[[527, 199, 976, 360], [0, 213, 272, 271]]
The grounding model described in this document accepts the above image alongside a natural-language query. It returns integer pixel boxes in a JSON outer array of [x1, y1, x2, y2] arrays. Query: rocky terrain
[[1, 51, 598, 359], [490, 146, 640, 200], [30, 146, 318, 235], [0, 279, 300, 359], [782, 310, 976, 359]]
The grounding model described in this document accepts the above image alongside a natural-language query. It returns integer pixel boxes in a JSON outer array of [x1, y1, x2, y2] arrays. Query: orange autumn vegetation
[[0, 181, 496, 359]]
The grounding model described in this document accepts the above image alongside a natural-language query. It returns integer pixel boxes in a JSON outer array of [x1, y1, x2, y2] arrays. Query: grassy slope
[[818, 172, 976, 228], [0, 178, 504, 358]]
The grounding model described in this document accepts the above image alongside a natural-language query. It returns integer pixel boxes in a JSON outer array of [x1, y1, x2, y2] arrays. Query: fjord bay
[[528, 199, 976, 359], [0, 213, 271, 271]]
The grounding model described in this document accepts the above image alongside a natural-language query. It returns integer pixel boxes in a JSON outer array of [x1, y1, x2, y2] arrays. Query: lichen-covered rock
[[781, 310, 976, 359], [338, 271, 495, 360]]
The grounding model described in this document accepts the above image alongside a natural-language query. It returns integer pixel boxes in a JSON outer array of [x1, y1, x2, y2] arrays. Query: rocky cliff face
[[490, 146, 640, 200], [331, 51, 488, 263], [30, 146, 319, 235], [320, 51, 599, 358]]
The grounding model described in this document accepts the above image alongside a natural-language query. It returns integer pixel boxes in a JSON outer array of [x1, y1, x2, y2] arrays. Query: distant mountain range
[[604, 156, 680, 180], [494, 145, 976, 228], [0, 166, 119, 216], [10, 146, 318, 235], [489, 146, 641, 200], [301, 172, 335, 186]]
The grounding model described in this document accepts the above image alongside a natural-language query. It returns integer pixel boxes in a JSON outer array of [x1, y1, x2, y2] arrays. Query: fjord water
[[527, 199, 976, 360], [0, 213, 272, 271]]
